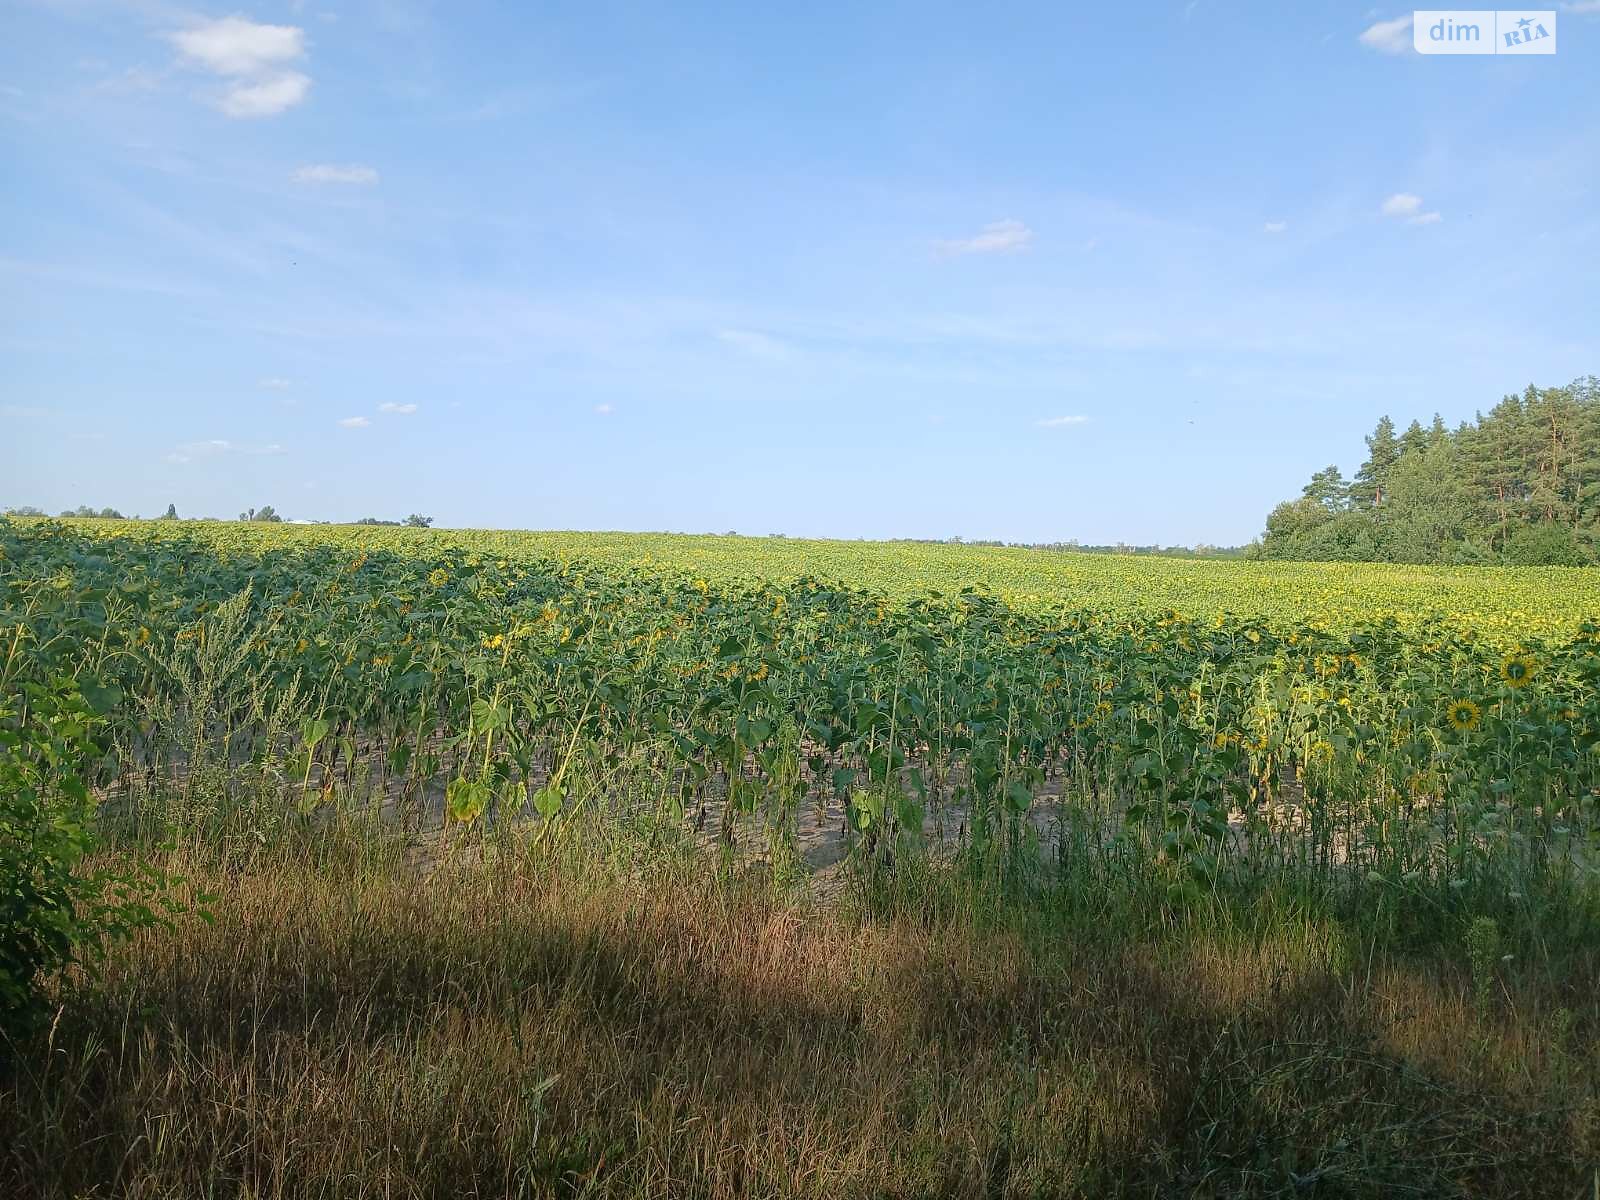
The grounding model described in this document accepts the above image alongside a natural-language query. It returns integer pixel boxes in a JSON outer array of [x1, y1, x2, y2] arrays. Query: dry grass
[[4, 826, 1598, 1199]]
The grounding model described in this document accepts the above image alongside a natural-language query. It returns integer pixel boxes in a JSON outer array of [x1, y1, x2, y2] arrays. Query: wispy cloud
[[1358, 15, 1413, 54], [91, 66, 164, 97], [1381, 192, 1422, 217], [219, 74, 310, 118], [337, 416, 370, 428], [377, 401, 417, 414], [1381, 192, 1442, 224], [259, 377, 293, 390], [1036, 415, 1090, 428], [935, 219, 1034, 257], [165, 438, 285, 464], [293, 163, 379, 185], [716, 328, 793, 360], [167, 16, 310, 118], [1263, 220, 1288, 234], [594, 403, 614, 415], [1, 403, 51, 418]]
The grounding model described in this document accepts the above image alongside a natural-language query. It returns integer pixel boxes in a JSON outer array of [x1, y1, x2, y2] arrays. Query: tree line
[[1256, 377, 1600, 566], [3, 504, 433, 528]]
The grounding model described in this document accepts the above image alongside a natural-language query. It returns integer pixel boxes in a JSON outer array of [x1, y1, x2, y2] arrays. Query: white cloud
[[1381, 193, 1442, 225], [165, 438, 284, 464], [166, 439, 232, 463], [1036, 415, 1090, 428], [1562, 2, 1600, 14], [167, 17, 310, 118], [378, 402, 417, 413], [1359, 15, 1413, 53], [219, 73, 310, 118], [170, 17, 305, 75], [293, 163, 379, 185], [1263, 220, 1288, 234], [594, 403, 613, 415], [936, 219, 1034, 257], [1, 403, 51, 418], [259, 377, 293, 390], [337, 416, 370, 428]]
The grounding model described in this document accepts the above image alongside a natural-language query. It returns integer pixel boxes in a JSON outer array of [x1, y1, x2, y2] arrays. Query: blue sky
[[2, 2, 1596, 543]]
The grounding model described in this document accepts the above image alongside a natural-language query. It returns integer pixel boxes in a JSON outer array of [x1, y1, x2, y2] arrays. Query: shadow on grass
[[4, 849, 1596, 1199]]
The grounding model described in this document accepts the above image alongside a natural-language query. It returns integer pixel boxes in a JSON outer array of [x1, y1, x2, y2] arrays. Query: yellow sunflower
[[1499, 654, 1537, 690], [1446, 698, 1481, 732], [427, 567, 449, 588]]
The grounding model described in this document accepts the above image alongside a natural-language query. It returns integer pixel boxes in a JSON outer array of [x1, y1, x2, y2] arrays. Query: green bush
[[1, 675, 181, 1044], [1502, 522, 1590, 566]]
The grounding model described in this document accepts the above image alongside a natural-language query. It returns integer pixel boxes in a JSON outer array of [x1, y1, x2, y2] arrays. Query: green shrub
[[1502, 522, 1589, 566], [1, 675, 182, 1044]]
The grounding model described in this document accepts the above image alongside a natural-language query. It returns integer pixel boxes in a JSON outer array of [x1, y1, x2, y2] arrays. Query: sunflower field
[[5, 517, 1600, 920]]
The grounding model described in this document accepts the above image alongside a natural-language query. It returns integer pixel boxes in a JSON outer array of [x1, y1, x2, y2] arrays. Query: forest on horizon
[[1256, 377, 1600, 566]]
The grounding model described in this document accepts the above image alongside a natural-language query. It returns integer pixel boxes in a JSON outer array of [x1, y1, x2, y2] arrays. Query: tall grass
[[4, 811, 1596, 1199]]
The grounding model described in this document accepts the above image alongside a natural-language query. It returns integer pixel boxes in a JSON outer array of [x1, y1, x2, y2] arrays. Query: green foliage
[[1503, 522, 1587, 566], [4, 518, 1600, 957], [353, 514, 434, 528], [1261, 376, 1600, 564], [0, 673, 181, 1041], [57, 506, 126, 520]]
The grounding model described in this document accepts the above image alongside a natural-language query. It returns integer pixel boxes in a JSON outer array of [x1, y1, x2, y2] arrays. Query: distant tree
[[1350, 416, 1400, 509], [163, 503, 178, 520], [4, 505, 46, 517], [1259, 376, 1600, 565], [1398, 419, 1430, 459], [403, 514, 434, 528], [354, 517, 399, 526], [1301, 465, 1348, 512], [1262, 497, 1332, 545], [1383, 439, 1471, 563], [1503, 522, 1588, 566], [239, 505, 283, 523]]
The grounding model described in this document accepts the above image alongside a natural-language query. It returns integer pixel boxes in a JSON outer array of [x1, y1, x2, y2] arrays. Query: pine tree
[[1351, 417, 1400, 510], [1260, 378, 1598, 563], [1301, 465, 1348, 511], [1399, 419, 1430, 459]]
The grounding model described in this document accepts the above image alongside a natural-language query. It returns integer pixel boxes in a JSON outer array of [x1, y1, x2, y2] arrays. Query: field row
[[45, 517, 1600, 642], [6, 520, 1599, 924]]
